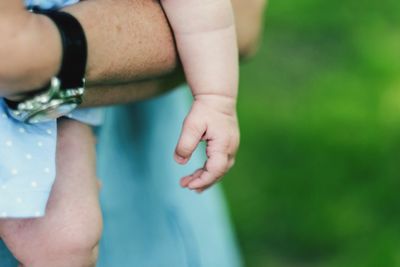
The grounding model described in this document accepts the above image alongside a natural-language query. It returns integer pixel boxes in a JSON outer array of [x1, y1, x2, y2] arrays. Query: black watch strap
[[35, 9, 88, 89]]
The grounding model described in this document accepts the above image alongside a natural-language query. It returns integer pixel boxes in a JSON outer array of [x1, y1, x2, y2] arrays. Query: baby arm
[[160, 0, 239, 191], [161, 0, 238, 98]]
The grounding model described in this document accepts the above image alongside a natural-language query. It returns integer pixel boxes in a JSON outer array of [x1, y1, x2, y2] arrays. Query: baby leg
[[0, 119, 102, 267]]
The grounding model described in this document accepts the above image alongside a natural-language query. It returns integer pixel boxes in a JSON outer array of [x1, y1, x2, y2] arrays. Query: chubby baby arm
[[160, 0, 239, 191], [160, 0, 238, 98]]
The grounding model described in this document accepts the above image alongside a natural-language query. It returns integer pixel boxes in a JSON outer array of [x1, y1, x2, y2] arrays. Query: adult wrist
[[5, 10, 88, 124], [0, 13, 62, 96]]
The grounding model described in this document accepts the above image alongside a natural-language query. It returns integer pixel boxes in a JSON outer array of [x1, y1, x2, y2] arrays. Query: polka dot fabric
[[0, 0, 101, 219], [0, 100, 56, 218], [0, 101, 102, 218]]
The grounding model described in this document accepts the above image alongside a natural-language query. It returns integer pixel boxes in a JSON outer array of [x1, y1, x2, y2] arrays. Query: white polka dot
[[26, 153, 32, 160], [35, 211, 42, 217], [11, 168, 18, 175], [2, 113, 7, 119], [37, 141, 43, 147], [44, 168, 50, 173], [16, 197, 23, 203], [5, 140, 12, 147], [31, 181, 38, 188], [19, 127, 26, 133], [46, 129, 53, 135]]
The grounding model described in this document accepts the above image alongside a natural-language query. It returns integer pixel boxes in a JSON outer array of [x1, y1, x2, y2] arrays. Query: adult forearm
[[81, 82, 168, 108], [64, 0, 177, 86], [0, 11, 62, 94], [1, 0, 266, 105], [0, 0, 177, 96], [81, 71, 184, 108], [80, 0, 268, 107]]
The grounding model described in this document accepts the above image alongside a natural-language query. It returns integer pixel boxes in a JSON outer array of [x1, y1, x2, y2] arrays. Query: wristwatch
[[5, 10, 88, 124]]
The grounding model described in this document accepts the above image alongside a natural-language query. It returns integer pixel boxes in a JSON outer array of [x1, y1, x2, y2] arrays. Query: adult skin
[[0, 0, 266, 103], [0, 0, 176, 94]]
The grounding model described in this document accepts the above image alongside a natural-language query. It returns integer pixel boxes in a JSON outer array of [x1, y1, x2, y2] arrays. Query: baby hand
[[174, 94, 240, 192]]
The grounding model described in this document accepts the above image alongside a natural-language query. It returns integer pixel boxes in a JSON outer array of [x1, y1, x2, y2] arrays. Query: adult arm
[[0, 0, 266, 103], [81, 0, 268, 107], [0, 0, 177, 95]]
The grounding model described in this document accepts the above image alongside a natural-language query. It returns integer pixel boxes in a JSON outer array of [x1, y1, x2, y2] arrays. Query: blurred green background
[[224, 1, 400, 266]]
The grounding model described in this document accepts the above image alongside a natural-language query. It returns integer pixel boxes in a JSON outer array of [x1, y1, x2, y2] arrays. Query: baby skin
[[160, 0, 240, 191], [0, 120, 102, 267]]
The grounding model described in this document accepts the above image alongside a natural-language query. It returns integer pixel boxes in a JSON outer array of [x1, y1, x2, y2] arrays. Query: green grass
[[224, 1, 400, 266]]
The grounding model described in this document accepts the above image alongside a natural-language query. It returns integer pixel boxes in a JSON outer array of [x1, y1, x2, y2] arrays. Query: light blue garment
[[0, 87, 243, 267], [0, 0, 101, 218], [0, 101, 101, 218], [96, 87, 242, 267], [24, 0, 78, 10]]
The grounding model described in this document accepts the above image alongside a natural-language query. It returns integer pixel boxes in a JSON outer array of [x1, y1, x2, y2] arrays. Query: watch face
[[27, 102, 78, 123]]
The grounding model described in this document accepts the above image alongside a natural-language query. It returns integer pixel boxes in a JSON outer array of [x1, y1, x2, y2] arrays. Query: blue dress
[[0, 87, 242, 266]]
